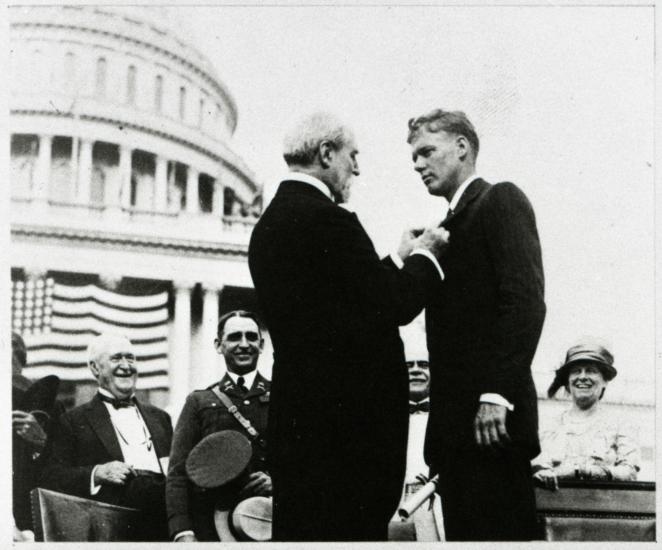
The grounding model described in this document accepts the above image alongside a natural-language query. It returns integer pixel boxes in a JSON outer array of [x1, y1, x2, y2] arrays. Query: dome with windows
[[9, 5, 265, 413]]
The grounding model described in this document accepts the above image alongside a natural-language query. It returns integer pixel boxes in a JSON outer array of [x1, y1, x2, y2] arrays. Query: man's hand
[[238, 471, 272, 500], [175, 534, 197, 543], [93, 461, 135, 486], [13, 410, 47, 449], [397, 228, 424, 260], [474, 403, 511, 450], [413, 227, 450, 259], [533, 468, 559, 491]]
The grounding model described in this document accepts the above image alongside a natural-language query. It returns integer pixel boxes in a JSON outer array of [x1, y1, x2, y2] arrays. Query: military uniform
[[166, 372, 270, 541]]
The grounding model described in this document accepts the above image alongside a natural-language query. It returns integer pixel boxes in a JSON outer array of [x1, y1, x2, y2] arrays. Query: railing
[[222, 215, 258, 234], [535, 479, 655, 541], [11, 196, 258, 237]]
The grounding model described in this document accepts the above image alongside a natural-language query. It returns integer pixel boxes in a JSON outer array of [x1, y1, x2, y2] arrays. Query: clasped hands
[[533, 462, 611, 491], [398, 226, 450, 261]]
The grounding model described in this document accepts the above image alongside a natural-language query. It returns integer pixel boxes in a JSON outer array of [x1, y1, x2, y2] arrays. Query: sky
[[176, 4, 655, 402]]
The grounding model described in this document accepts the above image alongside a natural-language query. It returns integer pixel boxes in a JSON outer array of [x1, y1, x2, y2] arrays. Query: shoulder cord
[[210, 386, 265, 448]]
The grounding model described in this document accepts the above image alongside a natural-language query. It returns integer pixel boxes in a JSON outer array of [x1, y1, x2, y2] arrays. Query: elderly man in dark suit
[[41, 332, 172, 541], [407, 109, 546, 541], [248, 112, 449, 541]]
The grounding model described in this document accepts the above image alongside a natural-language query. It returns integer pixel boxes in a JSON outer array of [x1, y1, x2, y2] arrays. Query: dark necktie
[[98, 392, 135, 409], [409, 401, 430, 414], [237, 376, 248, 394], [441, 207, 454, 227]]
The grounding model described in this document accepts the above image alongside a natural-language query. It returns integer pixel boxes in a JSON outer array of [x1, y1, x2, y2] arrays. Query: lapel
[[442, 178, 490, 227], [245, 372, 269, 400], [84, 395, 124, 461], [135, 400, 167, 458], [218, 373, 239, 397], [218, 372, 268, 399]]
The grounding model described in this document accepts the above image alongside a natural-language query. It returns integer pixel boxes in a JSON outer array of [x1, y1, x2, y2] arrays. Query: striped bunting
[[11, 278, 170, 390]]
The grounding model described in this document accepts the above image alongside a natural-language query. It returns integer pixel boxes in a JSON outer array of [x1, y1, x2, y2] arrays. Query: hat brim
[[559, 358, 617, 383], [186, 430, 252, 488]]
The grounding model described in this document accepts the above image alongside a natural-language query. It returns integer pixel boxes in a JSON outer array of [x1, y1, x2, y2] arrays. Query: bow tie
[[98, 393, 135, 409], [409, 401, 430, 414]]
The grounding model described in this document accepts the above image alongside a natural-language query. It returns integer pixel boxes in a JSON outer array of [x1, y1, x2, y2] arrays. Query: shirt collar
[[226, 370, 257, 390], [409, 397, 431, 406], [448, 173, 479, 212], [285, 171, 333, 201], [98, 387, 136, 401]]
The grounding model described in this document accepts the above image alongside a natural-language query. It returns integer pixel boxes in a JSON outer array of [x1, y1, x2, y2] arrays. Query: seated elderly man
[[167, 310, 271, 542], [532, 338, 640, 489], [41, 333, 173, 541]]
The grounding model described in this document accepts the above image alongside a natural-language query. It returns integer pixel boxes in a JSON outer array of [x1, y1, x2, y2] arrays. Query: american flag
[[11, 278, 170, 390]]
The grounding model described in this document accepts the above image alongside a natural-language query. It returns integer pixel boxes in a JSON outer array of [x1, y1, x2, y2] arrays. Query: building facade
[[9, 6, 263, 416]]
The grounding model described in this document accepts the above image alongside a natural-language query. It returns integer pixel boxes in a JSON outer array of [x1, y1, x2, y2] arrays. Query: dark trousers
[[120, 472, 168, 541], [435, 445, 538, 541], [272, 475, 390, 541]]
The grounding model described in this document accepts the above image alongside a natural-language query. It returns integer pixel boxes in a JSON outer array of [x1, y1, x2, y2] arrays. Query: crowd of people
[[12, 109, 642, 542]]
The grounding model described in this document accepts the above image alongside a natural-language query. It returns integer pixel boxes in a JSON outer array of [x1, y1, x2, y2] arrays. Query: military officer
[[166, 310, 271, 542]]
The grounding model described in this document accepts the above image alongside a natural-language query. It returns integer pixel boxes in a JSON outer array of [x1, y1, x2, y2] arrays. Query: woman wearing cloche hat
[[531, 338, 640, 490]]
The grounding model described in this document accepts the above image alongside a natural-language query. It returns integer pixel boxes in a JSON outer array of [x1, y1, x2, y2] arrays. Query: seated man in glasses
[[41, 332, 173, 541]]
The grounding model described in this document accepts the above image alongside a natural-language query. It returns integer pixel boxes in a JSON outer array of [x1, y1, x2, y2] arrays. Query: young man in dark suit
[[41, 333, 173, 541], [248, 112, 449, 541], [407, 109, 546, 540]]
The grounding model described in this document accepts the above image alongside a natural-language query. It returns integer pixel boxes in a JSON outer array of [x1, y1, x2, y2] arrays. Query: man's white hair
[[87, 332, 133, 367], [283, 111, 353, 167]]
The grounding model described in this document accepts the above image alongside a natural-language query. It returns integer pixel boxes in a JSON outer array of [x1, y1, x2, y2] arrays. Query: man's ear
[[214, 338, 223, 354], [456, 135, 469, 161], [318, 140, 334, 169], [89, 360, 99, 378]]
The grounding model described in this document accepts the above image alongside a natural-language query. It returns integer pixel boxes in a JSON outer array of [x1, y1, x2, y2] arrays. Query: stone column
[[185, 166, 199, 214], [76, 138, 93, 204], [170, 280, 194, 415], [198, 283, 222, 388], [212, 177, 224, 216], [119, 145, 132, 209], [154, 155, 168, 211], [34, 134, 52, 204]]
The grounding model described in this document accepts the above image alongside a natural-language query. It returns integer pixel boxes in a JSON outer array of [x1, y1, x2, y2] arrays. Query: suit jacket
[[12, 380, 62, 531], [248, 179, 441, 519], [166, 372, 271, 540], [40, 394, 172, 507], [424, 179, 545, 463]]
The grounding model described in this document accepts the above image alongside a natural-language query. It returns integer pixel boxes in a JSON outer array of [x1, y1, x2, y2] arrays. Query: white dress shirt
[[225, 369, 257, 390], [405, 399, 430, 485], [90, 388, 162, 495]]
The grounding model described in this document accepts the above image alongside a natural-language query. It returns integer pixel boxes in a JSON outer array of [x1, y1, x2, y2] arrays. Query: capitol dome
[[9, 5, 265, 413]]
